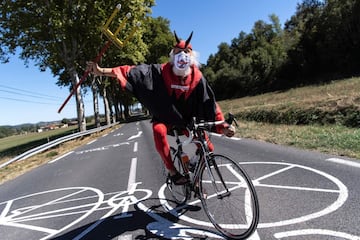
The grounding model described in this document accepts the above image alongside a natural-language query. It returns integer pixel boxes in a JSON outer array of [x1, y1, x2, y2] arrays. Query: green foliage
[[238, 107, 360, 127], [142, 17, 174, 63], [204, 14, 288, 99], [46, 151, 58, 158], [0, 127, 16, 139], [0, 124, 39, 139], [0, 0, 155, 80], [1, 0, 359, 126], [204, 0, 360, 100], [61, 118, 70, 124], [0, 0, 165, 125]]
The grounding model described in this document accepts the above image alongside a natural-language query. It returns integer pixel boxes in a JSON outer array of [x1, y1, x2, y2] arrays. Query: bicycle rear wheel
[[199, 154, 259, 239], [166, 147, 190, 205]]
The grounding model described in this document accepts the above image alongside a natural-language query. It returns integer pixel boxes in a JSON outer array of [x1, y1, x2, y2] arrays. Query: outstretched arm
[[86, 61, 116, 78]]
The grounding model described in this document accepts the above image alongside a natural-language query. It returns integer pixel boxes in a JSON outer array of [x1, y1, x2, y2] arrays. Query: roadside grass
[[219, 77, 360, 159], [235, 121, 360, 159], [0, 125, 79, 158], [0, 126, 118, 184], [220, 77, 360, 114]]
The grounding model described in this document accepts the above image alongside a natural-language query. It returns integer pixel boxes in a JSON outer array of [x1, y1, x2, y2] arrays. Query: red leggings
[[152, 122, 214, 171]]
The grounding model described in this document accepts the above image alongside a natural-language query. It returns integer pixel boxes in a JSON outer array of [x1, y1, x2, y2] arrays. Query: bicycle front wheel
[[199, 154, 259, 239]]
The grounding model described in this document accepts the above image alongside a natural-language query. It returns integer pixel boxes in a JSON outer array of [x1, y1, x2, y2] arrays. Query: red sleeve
[[215, 103, 229, 134], [111, 65, 134, 90]]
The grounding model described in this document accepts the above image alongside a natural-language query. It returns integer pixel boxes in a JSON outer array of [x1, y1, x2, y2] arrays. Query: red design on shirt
[[161, 63, 202, 99]]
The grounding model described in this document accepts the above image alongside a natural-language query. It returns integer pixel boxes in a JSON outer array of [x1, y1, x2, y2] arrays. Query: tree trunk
[[91, 78, 100, 128], [114, 102, 119, 122], [73, 72, 86, 132], [102, 87, 111, 125], [119, 102, 124, 121], [124, 104, 130, 120]]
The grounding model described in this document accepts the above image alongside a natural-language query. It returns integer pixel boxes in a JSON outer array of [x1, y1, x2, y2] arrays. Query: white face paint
[[173, 51, 191, 77]]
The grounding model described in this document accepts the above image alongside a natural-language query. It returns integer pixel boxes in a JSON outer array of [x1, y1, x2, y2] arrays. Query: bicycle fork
[[205, 155, 231, 199]]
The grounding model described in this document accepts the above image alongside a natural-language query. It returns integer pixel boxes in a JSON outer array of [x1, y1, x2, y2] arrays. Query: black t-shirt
[[113, 62, 218, 126]]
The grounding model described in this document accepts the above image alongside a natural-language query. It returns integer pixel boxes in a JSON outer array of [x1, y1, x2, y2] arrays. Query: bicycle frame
[[172, 125, 229, 196], [167, 115, 259, 239]]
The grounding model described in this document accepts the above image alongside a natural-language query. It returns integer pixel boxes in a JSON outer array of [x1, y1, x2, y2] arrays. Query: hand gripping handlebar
[[177, 113, 238, 147]]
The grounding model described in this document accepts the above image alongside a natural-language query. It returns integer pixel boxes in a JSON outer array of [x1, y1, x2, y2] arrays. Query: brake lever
[[226, 113, 238, 127]]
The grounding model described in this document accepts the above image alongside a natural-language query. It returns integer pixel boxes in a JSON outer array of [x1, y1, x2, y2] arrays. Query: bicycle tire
[[198, 154, 259, 239], [166, 147, 190, 205]]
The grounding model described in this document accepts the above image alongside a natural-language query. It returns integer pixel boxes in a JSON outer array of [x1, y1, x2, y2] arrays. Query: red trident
[[58, 4, 140, 113]]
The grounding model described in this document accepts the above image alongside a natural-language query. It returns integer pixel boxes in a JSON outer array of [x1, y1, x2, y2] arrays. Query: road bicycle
[[166, 113, 259, 239]]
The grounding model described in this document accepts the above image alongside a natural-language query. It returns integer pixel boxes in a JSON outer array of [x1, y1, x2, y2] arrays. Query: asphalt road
[[0, 120, 359, 240]]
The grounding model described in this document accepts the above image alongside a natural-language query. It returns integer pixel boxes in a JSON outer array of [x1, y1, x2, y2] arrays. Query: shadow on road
[[52, 197, 220, 240]]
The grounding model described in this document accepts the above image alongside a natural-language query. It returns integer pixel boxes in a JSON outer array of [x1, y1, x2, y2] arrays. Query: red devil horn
[[185, 31, 193, 48], [174, 31, 180, 44]]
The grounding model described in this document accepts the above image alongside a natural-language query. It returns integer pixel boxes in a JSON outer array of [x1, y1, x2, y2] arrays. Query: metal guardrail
[[0, 123, 118, 169]]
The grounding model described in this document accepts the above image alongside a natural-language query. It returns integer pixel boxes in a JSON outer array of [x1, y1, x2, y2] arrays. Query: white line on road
[[48, 151, 73, 163], [274, 228, 360, 239], [86, 139, 97, 145], [248, 230, 261, 240], [127, 131, 143, 140], [133, 142, 138, 153], [127, 157, 137, 192], [326, 158, 360, 169], [0, 200, 13, 218], [209, 132, 241, 140]]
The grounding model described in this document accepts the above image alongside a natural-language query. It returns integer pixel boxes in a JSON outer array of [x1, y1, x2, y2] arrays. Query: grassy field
[[0, 126, 119, 184], [0, 77, 359, 184], [0, 126, 79, 156], [219, 77, 360, 114], [218, 77, 360, 159]]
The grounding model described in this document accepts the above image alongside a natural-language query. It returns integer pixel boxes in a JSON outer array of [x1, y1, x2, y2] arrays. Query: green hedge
[[237, 107, 360, 127]]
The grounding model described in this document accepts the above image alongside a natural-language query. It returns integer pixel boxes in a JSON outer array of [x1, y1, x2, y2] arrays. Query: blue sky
[[0, 0, 300, 126]]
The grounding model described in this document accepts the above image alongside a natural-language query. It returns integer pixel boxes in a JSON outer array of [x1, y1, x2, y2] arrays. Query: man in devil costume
[[87, 32, 235, 185]]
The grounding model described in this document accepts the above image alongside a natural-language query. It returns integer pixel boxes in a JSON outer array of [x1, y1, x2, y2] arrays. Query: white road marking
[[75, 142, 129, 155], [128, 158, 137, 192], [133, 142, 138, 152], [127, 131, 143, 140], [326, 158, 360, 168], [248, 230, 261, 240], [86, 139, 97, 145], [274, 229, 360, 239], [253, 165, 294, 183], [48, 151, 73, 163], [0, 187, 104, 240], [159, 161, 348, 230], [210, 132, 242, 140], [0, 200, 13, 218]]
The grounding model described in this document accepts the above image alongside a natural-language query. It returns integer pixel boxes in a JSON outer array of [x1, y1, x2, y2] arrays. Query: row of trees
[[1, 0, 359, 131], [203, 0, 360, 100], [0, 124, 39, 138], [0, 0, 175, 131]]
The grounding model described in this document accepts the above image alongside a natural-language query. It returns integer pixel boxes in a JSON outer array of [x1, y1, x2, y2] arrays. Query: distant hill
[[0, 121, 61, 138]]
